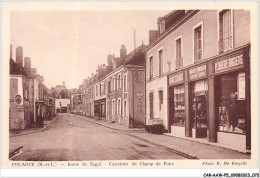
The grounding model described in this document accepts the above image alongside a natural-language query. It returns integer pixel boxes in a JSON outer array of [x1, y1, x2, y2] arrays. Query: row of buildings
[[9, 45, 55, 129], [70, 44, 146, 128], [72, 10, 251, 151], [9, 45, 73, 130]]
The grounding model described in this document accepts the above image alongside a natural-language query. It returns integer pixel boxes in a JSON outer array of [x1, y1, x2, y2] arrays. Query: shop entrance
[[190, 80, 208, 138], [215, 71, 246, 134]]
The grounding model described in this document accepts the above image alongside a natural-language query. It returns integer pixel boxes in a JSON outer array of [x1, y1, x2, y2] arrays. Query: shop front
[[213, 47, 250, 150], [188, 64, 209, 139], [94, 98, 106, 119], [168, 45, 250, 150], [169, 71, 186, 138]]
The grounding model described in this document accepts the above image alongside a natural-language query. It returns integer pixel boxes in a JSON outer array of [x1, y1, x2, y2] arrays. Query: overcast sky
[[11, 11, 170, 89]]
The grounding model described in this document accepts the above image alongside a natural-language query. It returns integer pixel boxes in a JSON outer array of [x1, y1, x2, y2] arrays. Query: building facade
[[10, 45, 52, 129], [72, 44, 146, 128], [146, 10, 250, 150], [54, 84, 71, 113]]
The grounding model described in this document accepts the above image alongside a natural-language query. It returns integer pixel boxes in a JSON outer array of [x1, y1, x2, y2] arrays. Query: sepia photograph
[[1, 1, 259, 177]]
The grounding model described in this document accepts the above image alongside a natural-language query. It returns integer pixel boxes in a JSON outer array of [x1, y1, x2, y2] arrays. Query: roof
[[54, 85, 68, 98], [157, 10, 178, 23], [123, 44, 146, 66], [146, 10, 199, 52]]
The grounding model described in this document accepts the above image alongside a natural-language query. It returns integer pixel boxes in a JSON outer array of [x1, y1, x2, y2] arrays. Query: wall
[[10, 76, 27, 129], [131, 69, 146, 128], [146, 10, 250, 131], [106, 67, 125, 124], [233, 10, 250, 48], [146, 10, 218, 80], [28, 79, 34, 123], [55, 98, 70, 109], [146, 76, 168, 129]]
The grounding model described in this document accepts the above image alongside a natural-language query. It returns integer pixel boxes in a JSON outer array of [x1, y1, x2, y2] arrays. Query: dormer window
[[159, 20, 165, 34]]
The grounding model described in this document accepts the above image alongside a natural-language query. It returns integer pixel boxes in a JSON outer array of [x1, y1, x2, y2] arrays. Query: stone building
[[146, 10, 251, 151], [73, 44, 146, 128]]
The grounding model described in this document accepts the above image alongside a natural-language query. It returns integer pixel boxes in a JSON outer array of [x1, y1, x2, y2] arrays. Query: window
[[219, 10, 232, 53], [176, 37, 183, 69], [149, 92, 154, 119], [24, 89, 28, 100], [158, 50, 163, 76], [96, 85, 98, 96], [118, 99, 121, 115], [118, 74, 121, 89], [107, 101, 109, 115], [159, 90, 163, 110], [113, 77, 115, 91], [112, 100, 115, 116], [194, 24, 203, 62], [123, 75, 127, 92], [108, 80, 111, 93], [124, 100, 127, 117], [215, 72, 246, 134], [149, 56, 153, 79], [100, 83, 102, 96], [159, 20, 165, 34], [172, 85, 185, 126], [103, 82, 106, 94]]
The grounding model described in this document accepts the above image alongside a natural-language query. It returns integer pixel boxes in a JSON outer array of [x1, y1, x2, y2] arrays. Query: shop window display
[[172, 85, 185, 126], [216, 72, 246, 134], [191, 80, 208, 138]]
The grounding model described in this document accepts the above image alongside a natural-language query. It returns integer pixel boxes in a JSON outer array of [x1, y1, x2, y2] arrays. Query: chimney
[[107, 54, 113, 66], [149, 30, 159, 44], [10, 44, 12, 59], [16, 46, 23, 66], [30, 68, 37, 78], [24, 57, 31, 69], [120, 45, 127, 59]]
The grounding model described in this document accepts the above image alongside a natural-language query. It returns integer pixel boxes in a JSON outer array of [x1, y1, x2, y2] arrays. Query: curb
[[72, 114, 145, 133], [9, 146, 23, 158], [72, 113, 197, 159], [72, 114, 120, 131], [126, 133, 198, 159], [9, 117, 57, 138], [163, 133, 251, 155]]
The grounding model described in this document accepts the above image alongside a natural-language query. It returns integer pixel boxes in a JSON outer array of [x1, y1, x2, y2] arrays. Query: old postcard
[[1, 1, 259, 177]]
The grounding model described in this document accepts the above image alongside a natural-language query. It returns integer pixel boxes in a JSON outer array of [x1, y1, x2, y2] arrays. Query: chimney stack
[[24, 57, 31, 69], [149, 30, 159, 44], [120, 44, 127, 59], [30, 68, 37, 78], [107, 54, 113, 66], [16, 46, 23, 66]]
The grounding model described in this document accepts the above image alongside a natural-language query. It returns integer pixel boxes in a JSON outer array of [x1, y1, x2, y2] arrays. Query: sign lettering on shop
[[169, 72, 184, 85], [189, 64, 207, 80], [16, 105, 24, 112], [215, 54, 243, 73]]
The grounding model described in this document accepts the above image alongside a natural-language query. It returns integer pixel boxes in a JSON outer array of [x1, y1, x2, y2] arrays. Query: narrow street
[[10, 113, 187, 161]]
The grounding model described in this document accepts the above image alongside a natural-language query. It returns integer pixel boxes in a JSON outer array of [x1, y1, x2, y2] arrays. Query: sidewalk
[[72, 113, 145, 133], [72, 113, 250, 159], [9, 117, 56, 138]]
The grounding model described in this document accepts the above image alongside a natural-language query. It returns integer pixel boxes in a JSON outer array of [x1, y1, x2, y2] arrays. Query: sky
[[11, 10, 170, 89]]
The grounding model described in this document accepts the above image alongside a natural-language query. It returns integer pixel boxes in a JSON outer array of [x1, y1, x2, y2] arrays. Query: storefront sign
[[169, 72, 184, 85], [16, 105, 24, 112], [189, 64, 207, 80], [215, 54, 243, 73]]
